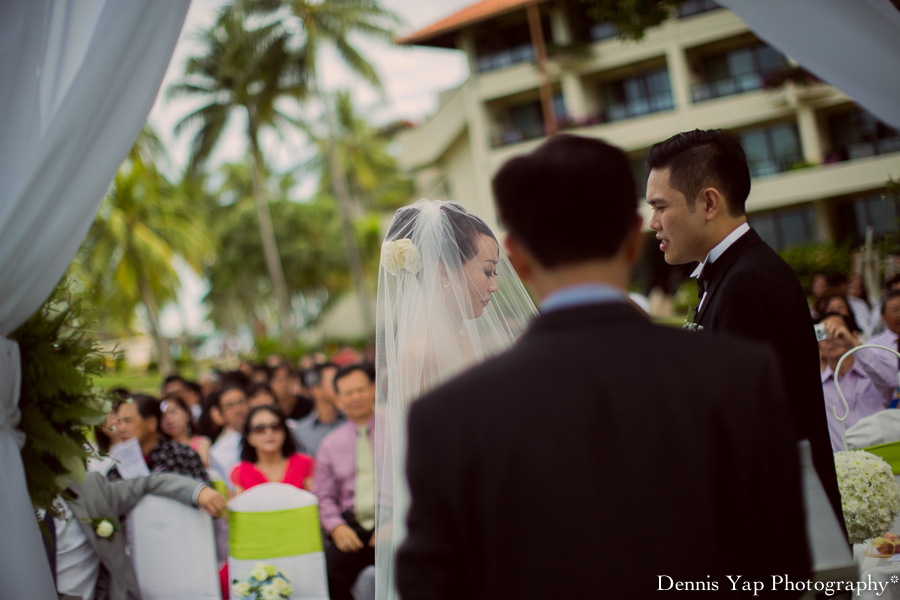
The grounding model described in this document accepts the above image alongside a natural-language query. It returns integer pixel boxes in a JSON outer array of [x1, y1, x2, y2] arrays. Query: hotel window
[[601, 67, 674, 122], [738, 122, 802, 177], [826, 109, 900, 162], [692, 43, 786, 102], [835, 193, 900, 245], [747, 204, 816, 251], [590, 21, 618, 42], [473, 16, 550, 74], [494, 94, 566, 147]]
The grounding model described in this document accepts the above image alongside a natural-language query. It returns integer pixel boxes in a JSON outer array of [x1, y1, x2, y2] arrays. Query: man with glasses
[[208, 384, 249, 487], [313, 363, 377, 600]]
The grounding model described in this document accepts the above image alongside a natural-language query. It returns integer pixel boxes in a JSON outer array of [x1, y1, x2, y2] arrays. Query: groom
[[396, 134, 810, 598]]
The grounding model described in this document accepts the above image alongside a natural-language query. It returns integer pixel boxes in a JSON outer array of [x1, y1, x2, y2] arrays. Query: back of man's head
[[492, 134, 637, 267], [645, 129, 750, 217]]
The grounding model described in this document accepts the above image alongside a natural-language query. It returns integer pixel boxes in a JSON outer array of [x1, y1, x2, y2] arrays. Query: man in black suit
[[396, 134, 810, 599], [645, 129, 844, 539]]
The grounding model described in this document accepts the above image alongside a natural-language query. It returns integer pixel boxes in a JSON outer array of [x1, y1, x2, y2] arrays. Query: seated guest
[[50, 471, 224, 600], [870, 274, 900, 336], [208, 384, 250, 486], [314, 363, 377, 600], [230, 405, 315, 493], [247, 382, 278, 408], [161, 395, 212, 467], [107, 394, 209, 484], [818, 312, 898, 450], [270, 360, 314, 420], [869, 290, 900, 402], [250, 363, 271, 384], [294, 362, 346, 457], [196, 392, 224, 442]]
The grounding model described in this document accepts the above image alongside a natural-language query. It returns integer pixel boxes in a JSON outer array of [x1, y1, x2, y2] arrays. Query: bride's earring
[[442, 281, 450, 288]]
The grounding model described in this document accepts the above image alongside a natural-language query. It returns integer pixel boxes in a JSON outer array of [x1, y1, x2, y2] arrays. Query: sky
[[153, 0, 476, 337]]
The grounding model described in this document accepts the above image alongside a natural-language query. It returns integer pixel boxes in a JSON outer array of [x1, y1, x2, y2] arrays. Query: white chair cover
[[128, 495, 219, 600], [846, 411, 900, 450], [228, 483, 328, 600]]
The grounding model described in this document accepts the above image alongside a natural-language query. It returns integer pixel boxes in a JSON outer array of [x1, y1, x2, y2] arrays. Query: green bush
[[779, 242, 853, 292]]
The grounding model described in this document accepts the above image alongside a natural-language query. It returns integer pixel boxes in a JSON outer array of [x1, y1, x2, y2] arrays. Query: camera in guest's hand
[[814, 323, 828, 342]]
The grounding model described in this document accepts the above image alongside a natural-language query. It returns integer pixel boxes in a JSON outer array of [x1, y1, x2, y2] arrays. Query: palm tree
[[307, 89, 413, 212], [76, 128, 215, 375], [242, 0, 403, 333], [168, 11, 306, 346]]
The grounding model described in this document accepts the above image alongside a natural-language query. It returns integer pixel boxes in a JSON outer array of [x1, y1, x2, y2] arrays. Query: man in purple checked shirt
[[818, 311, 898, 450], [312, 363, 377, 600]]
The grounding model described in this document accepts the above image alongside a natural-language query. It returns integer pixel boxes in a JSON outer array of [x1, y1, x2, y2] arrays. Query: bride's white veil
[[373, 199, 537, 599]]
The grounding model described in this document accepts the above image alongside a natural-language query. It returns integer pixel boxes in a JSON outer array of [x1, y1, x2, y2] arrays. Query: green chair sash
[[229, 505, 323, 560], [862, 440, 900, 475]]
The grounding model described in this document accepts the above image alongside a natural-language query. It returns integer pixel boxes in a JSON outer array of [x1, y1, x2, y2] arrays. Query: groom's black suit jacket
[[396, 302, 810, 599], [695, 228, 844, 538]]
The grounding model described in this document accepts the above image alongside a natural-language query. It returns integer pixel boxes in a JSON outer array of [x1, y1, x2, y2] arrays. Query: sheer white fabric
[[719, 0, 900, 129], [0, 1, 189, 597], [373, 199, 537, 600]]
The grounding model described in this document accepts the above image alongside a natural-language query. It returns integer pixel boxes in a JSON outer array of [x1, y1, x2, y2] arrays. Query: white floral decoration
[[835, 450, 900, 543], [95, 519, 114, 538], [381, 238, 422, 276], [233, 562, 291, 600]]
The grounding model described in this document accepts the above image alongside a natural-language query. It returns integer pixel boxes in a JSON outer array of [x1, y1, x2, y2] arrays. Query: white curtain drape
[[718, 0, 900, 129], [0, 1, 190, 597]]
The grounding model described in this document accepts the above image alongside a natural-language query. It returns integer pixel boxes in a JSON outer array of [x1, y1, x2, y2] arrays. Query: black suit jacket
[[695, 228, 843, 537], [397, 302, 810, 599]]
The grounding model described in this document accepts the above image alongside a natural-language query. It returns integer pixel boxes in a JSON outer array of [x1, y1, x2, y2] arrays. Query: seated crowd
[[811, 271, 900, 450], [61, 349, 377, 600]]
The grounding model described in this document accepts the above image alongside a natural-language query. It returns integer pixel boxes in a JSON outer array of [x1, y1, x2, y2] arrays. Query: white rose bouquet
[[835, 450, 900, 544], [381, 238, 422, 276], [232, 563, 291, 600]]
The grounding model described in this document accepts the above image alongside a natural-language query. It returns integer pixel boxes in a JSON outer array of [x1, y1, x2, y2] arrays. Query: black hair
[[239, 405, 296, 463], [251, 363, 271, 378], [493, 134, 637, 267], [271, 361, 295, 377], [184, 380, 202, 396], [885, 273, 900, 291], [247, 382, 276, 400], [220, 370, 250, 390], [307, 362, 338, 388], [882, 289, 900, 315], [333, 362, 376, 393], [815, 311, 860, 334], [645, 129, 751, 217], [826, 273, 848, 288], [814, 293, 855, 324], [386, 202, 497, 265], [196, 393, 223, 440], [163, 374, 186, 387]]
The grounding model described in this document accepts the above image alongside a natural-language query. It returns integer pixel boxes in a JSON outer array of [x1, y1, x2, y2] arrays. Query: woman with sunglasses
[[231, 405, 315, 494]]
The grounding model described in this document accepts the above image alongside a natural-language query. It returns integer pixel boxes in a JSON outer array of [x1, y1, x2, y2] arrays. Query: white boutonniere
[[84, 517, 118, 540], [682, 302, 703, 332]]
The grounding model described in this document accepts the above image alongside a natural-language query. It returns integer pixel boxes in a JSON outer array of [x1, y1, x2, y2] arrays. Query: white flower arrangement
[[835, 450, 900, 544], [382, 238, 422, 276], [232, 563, 291, 600]]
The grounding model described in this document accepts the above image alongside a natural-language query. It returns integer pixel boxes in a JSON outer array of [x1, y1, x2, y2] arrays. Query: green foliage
[[11, 281, 112, 518], [203, 164, 382, 336], [581, 0, 685, 40], [254, 337, 310, 363], [779, 242, 853, 292]]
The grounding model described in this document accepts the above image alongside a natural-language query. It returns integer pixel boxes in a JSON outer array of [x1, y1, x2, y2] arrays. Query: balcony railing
[[746, 153, 802, 178], [691, 72, 765, 102], [475, 44, 534, 73]]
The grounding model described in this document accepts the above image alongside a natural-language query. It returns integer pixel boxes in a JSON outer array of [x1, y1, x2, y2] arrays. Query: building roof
[[396, 0, 552, 48]]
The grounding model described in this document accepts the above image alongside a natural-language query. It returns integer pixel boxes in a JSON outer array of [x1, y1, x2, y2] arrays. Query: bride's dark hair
[[385, 201, 496, 264]]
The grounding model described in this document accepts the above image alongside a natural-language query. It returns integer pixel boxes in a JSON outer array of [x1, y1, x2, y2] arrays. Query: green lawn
[[94, 371, 163, 395]]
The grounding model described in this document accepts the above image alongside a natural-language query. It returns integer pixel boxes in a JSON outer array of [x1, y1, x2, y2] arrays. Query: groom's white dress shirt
[[691, 222, 750, 312], [54, 501, 101, 600]]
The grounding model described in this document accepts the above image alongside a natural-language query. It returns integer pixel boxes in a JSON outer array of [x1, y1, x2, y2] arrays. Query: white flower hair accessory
[[382, 238, 422, 276]]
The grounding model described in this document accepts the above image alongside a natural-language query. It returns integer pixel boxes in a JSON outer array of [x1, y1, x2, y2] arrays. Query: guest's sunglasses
[[250, 422, 284, 435]]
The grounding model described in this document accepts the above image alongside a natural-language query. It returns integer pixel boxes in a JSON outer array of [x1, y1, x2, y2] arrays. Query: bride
[[373, 199, 537, 599]]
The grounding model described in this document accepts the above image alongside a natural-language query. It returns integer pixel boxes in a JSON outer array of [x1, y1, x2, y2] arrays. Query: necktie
[[354, 425, 376, 531]]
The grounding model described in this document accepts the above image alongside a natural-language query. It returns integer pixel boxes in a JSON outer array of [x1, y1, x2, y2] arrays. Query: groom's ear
[[504, 234, 533, 283]]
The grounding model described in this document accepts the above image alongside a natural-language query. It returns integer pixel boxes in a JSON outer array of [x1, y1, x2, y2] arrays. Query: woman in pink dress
[[230, 405, 315, 494]]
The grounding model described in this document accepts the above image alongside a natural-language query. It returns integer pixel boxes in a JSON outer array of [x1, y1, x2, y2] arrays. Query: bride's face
[[462, 234, 500, 319]]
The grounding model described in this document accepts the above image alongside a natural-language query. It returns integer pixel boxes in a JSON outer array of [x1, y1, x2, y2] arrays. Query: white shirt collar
[[691, 222, 750, 279]]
